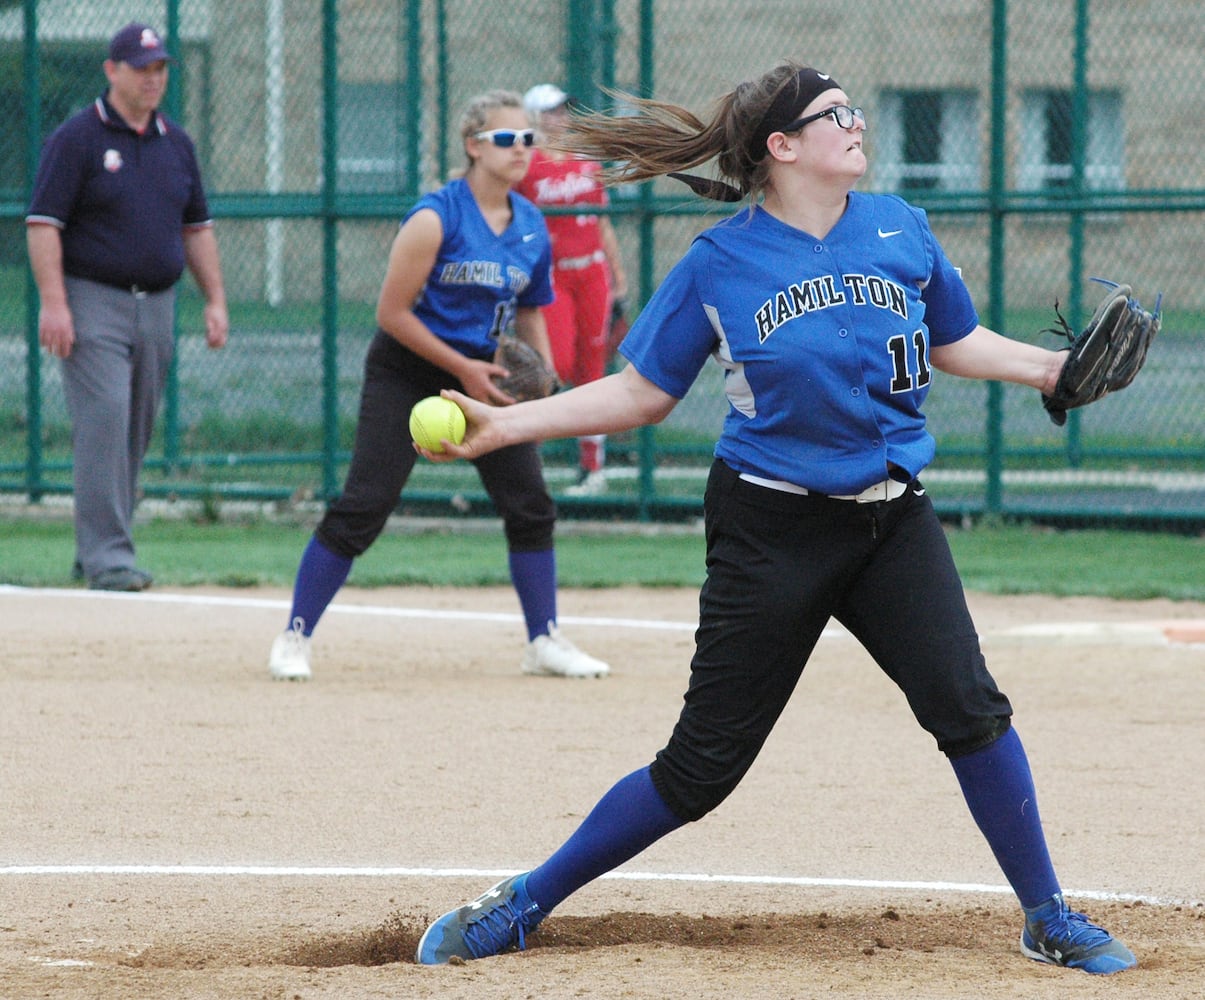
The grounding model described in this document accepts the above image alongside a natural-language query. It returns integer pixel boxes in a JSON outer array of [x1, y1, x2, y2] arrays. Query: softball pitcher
[[413, 64, 1136, 976]]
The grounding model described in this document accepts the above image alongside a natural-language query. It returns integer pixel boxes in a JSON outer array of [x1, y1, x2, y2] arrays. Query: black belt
[[79, 277, 173, 295]]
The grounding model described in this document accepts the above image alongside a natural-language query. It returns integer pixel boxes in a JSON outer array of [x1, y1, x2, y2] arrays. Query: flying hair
[[550, 62, 818, 204]]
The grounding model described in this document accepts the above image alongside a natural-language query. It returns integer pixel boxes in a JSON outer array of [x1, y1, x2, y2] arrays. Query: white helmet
[[523, 83, 570, 117]]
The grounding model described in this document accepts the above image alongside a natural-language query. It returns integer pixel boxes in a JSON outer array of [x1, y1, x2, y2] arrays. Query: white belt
[[828, 478, 909, 502], [740, 473, 910, 503], [556, 249, 606, 270]]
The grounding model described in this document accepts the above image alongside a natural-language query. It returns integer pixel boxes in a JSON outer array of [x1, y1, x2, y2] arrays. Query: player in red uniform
[[517, 85, 628, 496]]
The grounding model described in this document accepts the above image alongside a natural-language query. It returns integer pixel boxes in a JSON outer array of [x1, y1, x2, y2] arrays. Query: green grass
[[0, 515, 1201, 601]]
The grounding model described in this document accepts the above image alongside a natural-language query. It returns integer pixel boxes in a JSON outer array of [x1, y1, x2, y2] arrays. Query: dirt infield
[[1, 584, 1202, 999]]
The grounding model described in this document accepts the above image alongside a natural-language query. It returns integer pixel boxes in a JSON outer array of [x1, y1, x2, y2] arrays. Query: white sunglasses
[[474, 128, 536, 148]]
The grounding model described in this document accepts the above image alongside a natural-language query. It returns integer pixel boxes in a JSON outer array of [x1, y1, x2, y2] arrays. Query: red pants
[[545, 259, 612, 389]]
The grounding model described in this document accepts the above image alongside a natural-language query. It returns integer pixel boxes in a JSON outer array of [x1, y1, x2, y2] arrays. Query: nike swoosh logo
[[878, 228, 903, 239], [913, 487, 926, 496], [817, 73, 830, 80], [522, 233, 538, 242]]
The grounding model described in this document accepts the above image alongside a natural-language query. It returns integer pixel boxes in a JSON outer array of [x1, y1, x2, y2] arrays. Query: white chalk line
[[1, 864, 1195, 910], [3, 585, 1197, 644], [0, 584, 705, 634]]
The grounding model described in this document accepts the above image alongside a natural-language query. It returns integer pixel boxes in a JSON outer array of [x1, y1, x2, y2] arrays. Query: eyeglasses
[[474, 128, 536, 148], [781, 105, 866, 133]]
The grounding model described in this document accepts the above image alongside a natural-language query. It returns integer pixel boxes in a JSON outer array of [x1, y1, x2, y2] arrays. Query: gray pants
[[61, 277, 176, 578]]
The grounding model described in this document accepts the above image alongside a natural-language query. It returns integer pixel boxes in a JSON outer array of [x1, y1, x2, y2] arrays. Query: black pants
[[650, 459, 1012, 822], [316, 331, 556, 558]]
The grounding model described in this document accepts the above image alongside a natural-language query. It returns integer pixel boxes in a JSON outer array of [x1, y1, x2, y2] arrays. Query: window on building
[[337, 81, 410, 193], [876, 90, 979, 193], [1018, 89, 1124, 191]]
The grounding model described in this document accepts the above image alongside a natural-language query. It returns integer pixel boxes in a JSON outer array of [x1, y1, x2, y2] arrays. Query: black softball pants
[[316, 331, 556, 558], [649, 459, 1012, 823]]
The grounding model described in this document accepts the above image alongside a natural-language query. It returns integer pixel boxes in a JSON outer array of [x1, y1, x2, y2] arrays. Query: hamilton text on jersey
[[756, 272, 910, 343], [439, 259, 532, 293]]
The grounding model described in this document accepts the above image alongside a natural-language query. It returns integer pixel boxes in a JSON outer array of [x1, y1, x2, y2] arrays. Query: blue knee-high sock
[[287, 535, 353, 636], [949, 727, 1060, 909], [525, 767, 685, 913], [508, 548, 557, 642]]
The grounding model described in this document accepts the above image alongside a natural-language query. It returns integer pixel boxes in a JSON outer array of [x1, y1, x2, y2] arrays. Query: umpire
[[26, 22, 228, 591]]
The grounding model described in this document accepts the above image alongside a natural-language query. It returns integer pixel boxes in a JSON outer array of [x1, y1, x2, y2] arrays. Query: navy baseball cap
[[108, 23, 173, 68]]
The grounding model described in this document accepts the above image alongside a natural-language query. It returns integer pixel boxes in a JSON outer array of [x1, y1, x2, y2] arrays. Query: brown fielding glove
[[492, 336, 559, 401], [1041, 279, 1162, 426]]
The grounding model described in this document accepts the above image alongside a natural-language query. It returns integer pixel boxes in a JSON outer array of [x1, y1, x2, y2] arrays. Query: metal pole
[[321, 0, 340, 501], [265, 0, 286, 307], [404, 0, 422, 197], [23, 0, 43, 500], [436, 0, 449, 184], [635, 0, 656, 521], [163, 0, 183, 476], [984, 0, 1009, 518], [1065, 0, 1091, 466]]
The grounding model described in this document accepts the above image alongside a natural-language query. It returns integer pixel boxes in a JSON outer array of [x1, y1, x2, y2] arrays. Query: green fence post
[[321, 0, 340, 501], [598, 0, 618, 93], [405, 0, 423, 200], [984, 0, 1009, 517], [436, 0, 449, 184], [162, 0, 183, 477], [635, 0, 656, 522], [1065, 0, 1091, 469], [22, 0, 43, 501], [565, 0, 596, 107]]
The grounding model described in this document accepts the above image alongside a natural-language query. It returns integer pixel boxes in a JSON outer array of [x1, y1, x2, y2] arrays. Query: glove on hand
[[492, 336, 559, 402], [1041, 279, 1161, 426]]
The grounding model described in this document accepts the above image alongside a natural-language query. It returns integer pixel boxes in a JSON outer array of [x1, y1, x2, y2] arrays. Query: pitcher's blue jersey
[[404, 178, 554, 360], [619, 192, 977, 495]]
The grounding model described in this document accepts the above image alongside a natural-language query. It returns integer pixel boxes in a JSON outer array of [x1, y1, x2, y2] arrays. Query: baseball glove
[[492, 336, 559, 402], [1041, 279, 1162, 426]]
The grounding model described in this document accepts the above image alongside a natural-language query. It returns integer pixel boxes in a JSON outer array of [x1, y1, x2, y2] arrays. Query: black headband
[[670, 67, 842, 202], [746, 67, 841, 163]]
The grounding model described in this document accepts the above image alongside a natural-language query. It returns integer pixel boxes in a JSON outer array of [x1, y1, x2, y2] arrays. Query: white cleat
[[521, 622, 610, 678], [269, 618, 312, 681], [564, 470, 607, 497]]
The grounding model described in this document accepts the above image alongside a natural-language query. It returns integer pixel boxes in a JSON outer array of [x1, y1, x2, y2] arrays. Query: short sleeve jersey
[[404, 178, 554, 359], [26, 96, 211, 292], [514, 149, 609, 260], [619, 192, 978, 495]]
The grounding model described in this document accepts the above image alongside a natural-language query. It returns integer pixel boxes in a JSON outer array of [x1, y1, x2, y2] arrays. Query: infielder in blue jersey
[[413, 64, 1136, 975], [267, 90, 608, 682]]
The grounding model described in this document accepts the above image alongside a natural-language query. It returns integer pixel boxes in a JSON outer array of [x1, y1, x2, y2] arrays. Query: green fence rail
[[2, 0, 1203, 529]]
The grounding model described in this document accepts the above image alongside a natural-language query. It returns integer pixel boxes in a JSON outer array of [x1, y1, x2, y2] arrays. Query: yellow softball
[[409, 396, 466, 453]]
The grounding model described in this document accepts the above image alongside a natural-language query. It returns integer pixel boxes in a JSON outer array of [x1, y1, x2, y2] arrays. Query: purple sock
[[524, 767, 684, 912], [286, 535, 353, 636], [950, 727, 1061, 909], [508, 548, 557, 641]]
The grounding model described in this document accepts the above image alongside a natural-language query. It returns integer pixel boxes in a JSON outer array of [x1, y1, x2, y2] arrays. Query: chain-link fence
[[3, 0, 1203, 527]]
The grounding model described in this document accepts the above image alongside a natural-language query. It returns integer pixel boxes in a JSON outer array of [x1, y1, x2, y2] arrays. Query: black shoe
[[71, 560, 85, 582], [88, 567, 153, 592]]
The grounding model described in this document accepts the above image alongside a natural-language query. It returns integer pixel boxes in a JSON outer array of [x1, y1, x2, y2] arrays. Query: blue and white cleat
[[416, 872, 548, 964], [1020, 893, 1137, 974]]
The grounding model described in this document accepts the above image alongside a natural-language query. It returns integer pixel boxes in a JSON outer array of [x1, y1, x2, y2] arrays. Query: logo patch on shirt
[[877, 228, 903, 239], [103, 149, 123, 173]]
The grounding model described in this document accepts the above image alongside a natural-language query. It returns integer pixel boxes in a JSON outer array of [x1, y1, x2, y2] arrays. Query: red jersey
[[515, 149, 609, 261]]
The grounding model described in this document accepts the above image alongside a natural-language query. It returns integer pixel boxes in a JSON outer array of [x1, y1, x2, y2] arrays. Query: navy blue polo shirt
[[26, 94, 211, 293]]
